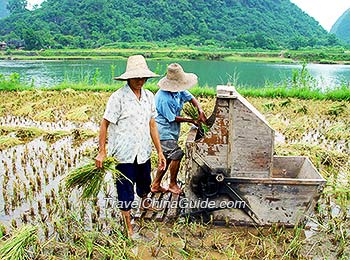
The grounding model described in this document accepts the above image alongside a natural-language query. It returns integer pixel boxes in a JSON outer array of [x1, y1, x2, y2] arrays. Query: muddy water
[[0, 136, 101, 225], [0, 115, 99, 132]]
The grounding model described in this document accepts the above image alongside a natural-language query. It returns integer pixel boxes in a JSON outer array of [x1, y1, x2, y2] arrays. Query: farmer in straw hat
[[95, 55, 166, 238], [151, 63, 207, 194]]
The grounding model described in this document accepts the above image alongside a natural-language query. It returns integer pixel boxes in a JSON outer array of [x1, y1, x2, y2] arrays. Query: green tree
[[0, 0, 340, 49], [21, 28, 45, 50]]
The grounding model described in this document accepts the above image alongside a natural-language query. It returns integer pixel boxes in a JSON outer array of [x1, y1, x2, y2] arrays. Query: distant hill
[[330, 8, 350, 44], [0, 0, 9, 19], [0, 0, 339, 50]]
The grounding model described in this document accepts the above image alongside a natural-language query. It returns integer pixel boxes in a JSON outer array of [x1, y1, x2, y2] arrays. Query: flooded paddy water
[[0, 90, 349, 259]]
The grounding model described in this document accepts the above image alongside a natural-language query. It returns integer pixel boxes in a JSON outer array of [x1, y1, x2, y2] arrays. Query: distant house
[[0, 41, 6, 50]]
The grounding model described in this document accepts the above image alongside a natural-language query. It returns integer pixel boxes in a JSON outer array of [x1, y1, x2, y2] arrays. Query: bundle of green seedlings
[[0, 225, 38, 260], [65, 156, 126, 199], [182, 103, 209, 135]]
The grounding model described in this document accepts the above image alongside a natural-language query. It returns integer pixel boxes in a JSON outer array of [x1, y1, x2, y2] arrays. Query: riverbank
[[1, 46, 350, 64], [1, 77, 350, 101], [0, 90, 349, 259]]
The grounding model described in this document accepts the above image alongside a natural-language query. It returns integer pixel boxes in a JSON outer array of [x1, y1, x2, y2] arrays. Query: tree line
[[0, 0, 342, 50]]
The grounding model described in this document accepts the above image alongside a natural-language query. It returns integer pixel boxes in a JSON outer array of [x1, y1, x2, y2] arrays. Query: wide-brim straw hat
[[114, 55, 159, 80], [157, 63, 198, 92]]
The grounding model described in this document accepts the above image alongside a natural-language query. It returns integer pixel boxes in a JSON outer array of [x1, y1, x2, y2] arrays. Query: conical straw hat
[[114, 55, 159, 80], [157, 63, 197, 92]]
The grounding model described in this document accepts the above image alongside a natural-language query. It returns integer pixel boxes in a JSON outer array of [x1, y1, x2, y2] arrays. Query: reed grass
[[182, 103, 199, 119]]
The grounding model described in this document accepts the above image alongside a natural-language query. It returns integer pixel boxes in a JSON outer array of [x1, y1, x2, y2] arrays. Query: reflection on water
[[1, 60, 349, 89]]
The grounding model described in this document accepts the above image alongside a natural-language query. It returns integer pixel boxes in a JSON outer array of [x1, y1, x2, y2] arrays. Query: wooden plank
[[155, 192, 172, 221], [133, 207, 144, 220], [166, 193, 180, 219], [144, 192, 162, 219]]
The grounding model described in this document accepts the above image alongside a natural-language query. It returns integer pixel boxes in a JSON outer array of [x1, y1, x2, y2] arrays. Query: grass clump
[[0, 225, 38, 260], [65, 157, 124, 199]]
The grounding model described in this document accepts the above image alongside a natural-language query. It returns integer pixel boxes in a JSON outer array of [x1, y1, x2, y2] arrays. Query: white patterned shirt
[[103, 84, 157, 164]]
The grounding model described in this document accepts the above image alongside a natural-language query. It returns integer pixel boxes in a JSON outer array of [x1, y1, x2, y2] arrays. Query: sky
[[27, 0, 349, 32], [290, 0, 349, 31]]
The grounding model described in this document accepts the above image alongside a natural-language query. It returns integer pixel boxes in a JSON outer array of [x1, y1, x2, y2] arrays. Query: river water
[[0, 59, 349, 89]]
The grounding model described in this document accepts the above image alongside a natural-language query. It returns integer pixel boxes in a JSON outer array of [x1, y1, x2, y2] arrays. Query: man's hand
[[158, 152, 167, 171], [198, 110, 207, 124], [95, 151, 107, 168]]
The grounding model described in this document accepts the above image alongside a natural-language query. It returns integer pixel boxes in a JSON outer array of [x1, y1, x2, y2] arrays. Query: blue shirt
[[155, 90, 193, 141]]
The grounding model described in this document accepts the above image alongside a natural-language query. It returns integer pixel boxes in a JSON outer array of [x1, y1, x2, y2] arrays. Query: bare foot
[[151, 185, 168, 193], [168, 184, 182, 195]]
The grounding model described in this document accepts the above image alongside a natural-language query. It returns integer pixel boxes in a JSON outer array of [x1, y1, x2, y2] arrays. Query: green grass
[[0, 61, 349, 101], [2, 46, 349, 63], [237, 85, 350, 101], [0, 81, 349, 101]]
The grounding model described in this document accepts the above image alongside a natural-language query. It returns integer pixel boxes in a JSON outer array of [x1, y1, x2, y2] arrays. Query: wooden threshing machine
[[183, 85, 326, 226]]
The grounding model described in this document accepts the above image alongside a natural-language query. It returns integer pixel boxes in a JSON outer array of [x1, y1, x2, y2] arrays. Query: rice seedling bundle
[[182, 103, 209, 135], [65, 156, 124, 199], [0, 225, 38, 260]]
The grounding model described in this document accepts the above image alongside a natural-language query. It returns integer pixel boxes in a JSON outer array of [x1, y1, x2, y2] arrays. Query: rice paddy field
[[0, 89, 349, 259]]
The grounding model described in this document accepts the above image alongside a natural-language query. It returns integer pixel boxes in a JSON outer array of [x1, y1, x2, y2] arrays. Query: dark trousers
[[116, 158, 151, 211]]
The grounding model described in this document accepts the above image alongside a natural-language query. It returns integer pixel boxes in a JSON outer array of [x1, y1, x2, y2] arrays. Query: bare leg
[[151, 167, 168, 193], [168, 159, 182, 194], [121, 210, 133, 238]]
